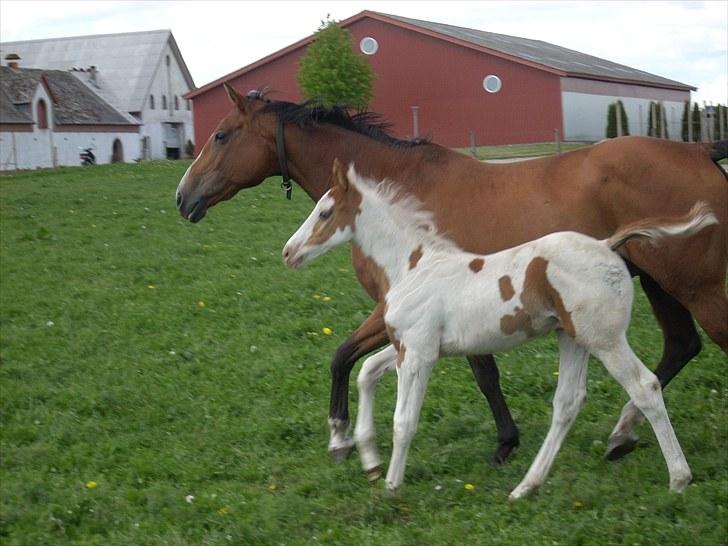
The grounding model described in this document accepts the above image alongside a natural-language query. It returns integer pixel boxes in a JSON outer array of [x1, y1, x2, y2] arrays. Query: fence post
[[410, 106, 420, 139], [553, 128, 561, 154], [469, 130, 477, 158]]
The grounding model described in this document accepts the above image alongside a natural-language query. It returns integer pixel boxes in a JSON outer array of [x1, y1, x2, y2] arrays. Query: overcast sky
[[1, 1, 726, 104]]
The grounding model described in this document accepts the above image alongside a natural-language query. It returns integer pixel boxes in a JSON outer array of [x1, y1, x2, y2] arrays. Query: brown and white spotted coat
[[284, 160, 714, 499]]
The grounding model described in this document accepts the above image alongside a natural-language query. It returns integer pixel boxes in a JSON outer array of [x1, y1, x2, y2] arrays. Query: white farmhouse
[[0, 65, 139, 170], [0, 29, 195, 161]]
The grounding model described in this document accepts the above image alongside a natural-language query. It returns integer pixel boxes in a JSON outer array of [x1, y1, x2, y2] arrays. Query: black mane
[[259, 99, 429, 149]]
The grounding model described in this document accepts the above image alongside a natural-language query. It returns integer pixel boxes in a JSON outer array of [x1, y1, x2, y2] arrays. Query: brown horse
[[176, 84, 728, 464]]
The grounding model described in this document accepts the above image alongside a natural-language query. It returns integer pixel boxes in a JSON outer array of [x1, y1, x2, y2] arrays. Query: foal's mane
[[258, 98, 429, 149], [349, 167, 460, 254]]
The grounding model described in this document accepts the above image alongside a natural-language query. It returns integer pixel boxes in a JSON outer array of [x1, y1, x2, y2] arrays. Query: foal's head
[[283, 159, 361, 269], [176, 83, 278, 222]]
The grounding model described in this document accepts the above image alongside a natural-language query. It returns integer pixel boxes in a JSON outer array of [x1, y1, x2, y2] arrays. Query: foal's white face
[[283, 159, 361, 269]]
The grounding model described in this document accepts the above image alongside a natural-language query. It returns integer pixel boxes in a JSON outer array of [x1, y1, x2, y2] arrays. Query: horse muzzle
[[176, 190, 209, 223]]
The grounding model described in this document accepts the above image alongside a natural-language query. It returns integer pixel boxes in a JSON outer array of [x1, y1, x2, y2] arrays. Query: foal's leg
[[354, 345, 398, 481], [606, 275, 701, 460], [467, 354, 520, 464], [594, 337, 691, 492], [385, 348, 437, 492], [509, 332, 588, 500], [328, 303, 390, 461]]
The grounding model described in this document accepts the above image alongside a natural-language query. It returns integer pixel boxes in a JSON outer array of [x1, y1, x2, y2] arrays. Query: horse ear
[[332, 158, 349, 191], [223, 82, 248, 112]]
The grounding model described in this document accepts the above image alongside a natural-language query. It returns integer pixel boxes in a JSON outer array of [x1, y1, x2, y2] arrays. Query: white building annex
[[0, 29, 196, 162], [0, 65, 139, 170]]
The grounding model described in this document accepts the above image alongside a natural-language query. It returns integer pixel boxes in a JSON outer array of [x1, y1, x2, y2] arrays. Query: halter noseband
[[276, 117, 293, 200]]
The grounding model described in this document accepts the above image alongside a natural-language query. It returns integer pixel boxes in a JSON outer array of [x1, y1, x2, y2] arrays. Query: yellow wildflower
[[322, 327, 333, 335], [85, 481, 98, 489], [464, 483, 475, 491]]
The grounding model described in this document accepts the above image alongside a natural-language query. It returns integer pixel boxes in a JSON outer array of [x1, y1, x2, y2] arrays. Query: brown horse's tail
[[607, 201, 718, 251]]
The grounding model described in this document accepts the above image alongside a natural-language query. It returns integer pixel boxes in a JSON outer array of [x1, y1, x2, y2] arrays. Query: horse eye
[[214, 131, 227, 143], [319, 209, 333, 220]]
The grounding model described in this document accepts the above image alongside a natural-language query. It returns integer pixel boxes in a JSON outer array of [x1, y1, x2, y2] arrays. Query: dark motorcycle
[[80, 147, 96, 165]]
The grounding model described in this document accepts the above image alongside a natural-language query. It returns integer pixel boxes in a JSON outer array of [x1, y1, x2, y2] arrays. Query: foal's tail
[[607, 201, 718, 251]]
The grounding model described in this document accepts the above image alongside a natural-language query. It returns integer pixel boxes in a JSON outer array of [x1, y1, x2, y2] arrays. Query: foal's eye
[[319, 209, 333, 220], [214, 131, 227, 143]]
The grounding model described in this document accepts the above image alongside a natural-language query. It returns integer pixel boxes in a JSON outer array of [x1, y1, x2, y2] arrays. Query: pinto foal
[[283, 160, 716, 499]]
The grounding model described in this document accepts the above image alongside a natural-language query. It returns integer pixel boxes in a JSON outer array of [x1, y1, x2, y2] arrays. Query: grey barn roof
[[381, 12, 694, 90], [0, 66, 139, 126], [0, 29, 195, 113]]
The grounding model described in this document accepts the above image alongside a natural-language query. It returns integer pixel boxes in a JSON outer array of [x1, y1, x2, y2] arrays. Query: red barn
[[186, 11, 693, 150]]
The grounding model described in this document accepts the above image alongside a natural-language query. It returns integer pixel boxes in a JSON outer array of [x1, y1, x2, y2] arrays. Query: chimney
[[88, 65, 98, 87], [5, 53, 20, 69]]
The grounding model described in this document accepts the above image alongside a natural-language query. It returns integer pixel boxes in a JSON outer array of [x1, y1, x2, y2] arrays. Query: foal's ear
[[224, 82, 248, 112], [332, 158, 349, 191]]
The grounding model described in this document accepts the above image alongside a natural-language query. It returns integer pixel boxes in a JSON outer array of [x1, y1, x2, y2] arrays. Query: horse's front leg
[[328, 303, 390, 461], [385, 346, 437, 492], [354, 344, 398, 481]]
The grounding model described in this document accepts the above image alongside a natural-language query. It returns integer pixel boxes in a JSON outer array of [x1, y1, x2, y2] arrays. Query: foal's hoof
[[605, 433, 639, 461], [328, 443, 355, 463], [365, 465, 383, 482], [492, 439, 519, 465]]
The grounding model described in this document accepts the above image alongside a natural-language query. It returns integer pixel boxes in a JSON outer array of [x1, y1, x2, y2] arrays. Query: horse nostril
[[176, 191, 183, 209]]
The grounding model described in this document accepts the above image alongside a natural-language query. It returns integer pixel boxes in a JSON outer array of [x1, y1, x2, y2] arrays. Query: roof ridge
[[0, 29, 170, 46]]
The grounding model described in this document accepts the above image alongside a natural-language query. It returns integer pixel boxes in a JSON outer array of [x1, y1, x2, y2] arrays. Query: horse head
[[176, 83, 278, 222]]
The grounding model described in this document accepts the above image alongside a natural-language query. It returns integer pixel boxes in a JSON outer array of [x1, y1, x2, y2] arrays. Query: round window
[[483, 74, 502, 93], [360, 36, 379, 55]]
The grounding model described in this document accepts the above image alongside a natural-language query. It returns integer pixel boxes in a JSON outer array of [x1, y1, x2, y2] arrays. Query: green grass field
[[1, 161, 726, 546]]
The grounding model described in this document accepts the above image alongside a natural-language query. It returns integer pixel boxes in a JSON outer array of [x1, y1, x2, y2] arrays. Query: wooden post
[[553, 128, 561, 154], [410, 106, 420, 139], [469, 129, 477, 157]]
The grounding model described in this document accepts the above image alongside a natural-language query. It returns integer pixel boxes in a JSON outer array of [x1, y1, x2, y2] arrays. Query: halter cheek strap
[[276, 117, 293, 200]]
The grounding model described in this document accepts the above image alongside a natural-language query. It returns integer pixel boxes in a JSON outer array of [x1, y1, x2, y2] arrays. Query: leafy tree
[[297, 17, 375, 109], [691, 102, 701, 142], [647, 101, 669, 139], [606, 100, 630, 138]]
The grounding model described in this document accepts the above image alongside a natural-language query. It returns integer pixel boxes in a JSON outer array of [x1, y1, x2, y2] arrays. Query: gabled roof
[[0, 30, 196, 112], [187, 10, 693, 99], [0, 66, 139, 126]]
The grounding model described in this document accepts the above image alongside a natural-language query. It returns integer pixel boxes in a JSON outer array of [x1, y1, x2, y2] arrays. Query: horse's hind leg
[[509, 332, 588, 500], [687, 284, 728, 353], [354, 345, 398, 481], [595, 337, 691, 492], [328, 303, 390, 461], [467, 354, 520, 464], [606, 275, 701, 460]]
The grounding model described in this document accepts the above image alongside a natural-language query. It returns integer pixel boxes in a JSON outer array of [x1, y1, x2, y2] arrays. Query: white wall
[[562, 92, 686, 141], [0, 84, 140, 170], [139, 43, 194, 159], [560, 77, 690, 142]]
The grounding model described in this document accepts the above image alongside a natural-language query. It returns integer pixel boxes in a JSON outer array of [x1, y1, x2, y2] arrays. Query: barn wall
[[345, 19, 563, 147], [561, 77, 690, 141]]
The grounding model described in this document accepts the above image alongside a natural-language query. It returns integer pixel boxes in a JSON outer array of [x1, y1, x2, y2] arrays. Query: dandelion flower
[[573, 500, 584, 509], [217, 506, 228, 515], [464, 483, 475, 491], [197, 300, 205, 308], [147, 284, 156, 289], [322, 327, 333, 336], [268, 484, 277, 492], [552, 371, 559, 376], [313, 294, 321, 300], [322, 296, 332, 302], [85, 481, 98, 489]]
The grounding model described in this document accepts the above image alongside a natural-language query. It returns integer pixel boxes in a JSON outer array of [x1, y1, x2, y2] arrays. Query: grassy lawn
[[0, 161, 726, 545], [455, 141, 591, 160]]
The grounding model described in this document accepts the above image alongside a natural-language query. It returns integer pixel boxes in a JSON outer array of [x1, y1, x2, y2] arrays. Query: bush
[[606, 100, 629, 138]]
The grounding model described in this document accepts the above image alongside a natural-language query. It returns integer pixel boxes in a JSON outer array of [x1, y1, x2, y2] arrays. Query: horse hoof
[[328, 444, 355, 463], [365, 465, 383, 482], [605, 433, 639, 461], [492, 440, 519, 465]]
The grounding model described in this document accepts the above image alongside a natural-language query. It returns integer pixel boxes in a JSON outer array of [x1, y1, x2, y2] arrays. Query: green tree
[[297, 17, 375, 109], [691, 102, 701, 142], [606, 100, 630, 138], [648, 101, 669, 139]]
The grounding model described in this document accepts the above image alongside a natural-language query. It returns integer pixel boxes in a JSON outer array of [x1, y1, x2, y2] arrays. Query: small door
[[112, 138, 124, 163]]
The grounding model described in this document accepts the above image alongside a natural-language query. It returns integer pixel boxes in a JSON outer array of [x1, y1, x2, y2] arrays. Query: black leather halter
[[276, 117, 293, 200]]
